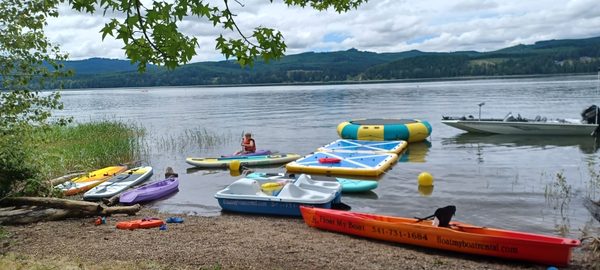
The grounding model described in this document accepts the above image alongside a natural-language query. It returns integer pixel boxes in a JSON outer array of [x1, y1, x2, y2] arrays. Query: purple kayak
[[119, 177, 179, 205], [221, 149, 272, 158]]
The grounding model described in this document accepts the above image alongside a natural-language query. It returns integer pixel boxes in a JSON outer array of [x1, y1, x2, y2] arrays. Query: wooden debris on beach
[[0, 197, 141, 225], [48, 171, 86, 186]]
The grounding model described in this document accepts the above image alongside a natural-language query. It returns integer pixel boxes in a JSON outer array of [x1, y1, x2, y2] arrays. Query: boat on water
[[119, 177, 179, 205], [220, 149, 272, 158], [300, 206, 580, 266], [215, 174, 341, 216], [442, 104, 600, 136], [186, 153, 301, 168]]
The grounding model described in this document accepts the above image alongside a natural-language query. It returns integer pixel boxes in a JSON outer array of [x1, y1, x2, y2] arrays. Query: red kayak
[[300, 206, 580, 266]]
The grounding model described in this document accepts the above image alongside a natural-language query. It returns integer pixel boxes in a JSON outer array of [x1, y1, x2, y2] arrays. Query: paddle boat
[[441, 104, 600, 136], [246, 172, 378, 193], [55, 165, 128, 196], [119, 177, 179, 205], [214, 174, 341, 216], [337, 119, 432, 142], [83, 166, 153, 201], [286, 151, 398, 177], [186, 153, 301, 168], [317, 139, 407, 154], [299, 206, 580, 267]]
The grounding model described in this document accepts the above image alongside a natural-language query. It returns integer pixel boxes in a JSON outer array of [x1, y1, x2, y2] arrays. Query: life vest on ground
[[243, 138, 256, 153]]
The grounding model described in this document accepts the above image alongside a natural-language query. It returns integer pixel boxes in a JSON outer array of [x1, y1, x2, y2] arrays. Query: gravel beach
[[1, 208, 597, 269]]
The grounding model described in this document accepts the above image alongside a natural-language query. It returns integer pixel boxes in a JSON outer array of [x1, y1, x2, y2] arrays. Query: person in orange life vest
[[235, 132, 256, 155]]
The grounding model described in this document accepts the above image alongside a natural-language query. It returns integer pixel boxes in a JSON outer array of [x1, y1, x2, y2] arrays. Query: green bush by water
[[0, 121, 147, 198]]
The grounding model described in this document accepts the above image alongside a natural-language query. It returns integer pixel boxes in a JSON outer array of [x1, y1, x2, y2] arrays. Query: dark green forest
[[55, 36, 600, 89]]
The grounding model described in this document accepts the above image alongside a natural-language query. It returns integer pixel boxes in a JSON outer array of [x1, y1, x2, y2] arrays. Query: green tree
[[0, 0, 72, 198], [69, 0, 365, 71]]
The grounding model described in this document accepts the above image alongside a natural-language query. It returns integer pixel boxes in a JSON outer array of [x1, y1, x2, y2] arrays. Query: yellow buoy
[[418, 172, 434, 186], [229, 160, 241, 171]]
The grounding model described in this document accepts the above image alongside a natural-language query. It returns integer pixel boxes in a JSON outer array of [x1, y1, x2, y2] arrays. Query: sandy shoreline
[[1, 208, 597, 269]]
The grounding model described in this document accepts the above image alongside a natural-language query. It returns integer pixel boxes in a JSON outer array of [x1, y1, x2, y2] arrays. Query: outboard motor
[[581, 105, 599, 124]]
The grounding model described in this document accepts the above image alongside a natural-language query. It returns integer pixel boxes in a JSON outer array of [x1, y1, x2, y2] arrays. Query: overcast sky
[[45, 0, 600, 63]]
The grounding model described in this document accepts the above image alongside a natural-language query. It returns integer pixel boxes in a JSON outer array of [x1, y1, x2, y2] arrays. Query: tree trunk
[[0, 197, 101, 213], [0, 197, 142, 225], [101, 204, 141, 216], [102, 194, 121, 207]]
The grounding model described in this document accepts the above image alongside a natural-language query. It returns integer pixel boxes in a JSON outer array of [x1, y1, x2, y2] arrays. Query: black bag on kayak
[[415, 205, 456, 227]]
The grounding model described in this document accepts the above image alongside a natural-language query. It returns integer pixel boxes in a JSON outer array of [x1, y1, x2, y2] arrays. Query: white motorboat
[[442, 105, 600, 136]]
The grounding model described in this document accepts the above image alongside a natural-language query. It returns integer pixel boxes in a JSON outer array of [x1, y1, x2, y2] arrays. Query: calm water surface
[[57, 75, 600, 238]]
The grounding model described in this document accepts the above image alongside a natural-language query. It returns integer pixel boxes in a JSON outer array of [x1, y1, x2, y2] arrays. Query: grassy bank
[[0, 121, 147, 198], [32, 121, 147, 180]]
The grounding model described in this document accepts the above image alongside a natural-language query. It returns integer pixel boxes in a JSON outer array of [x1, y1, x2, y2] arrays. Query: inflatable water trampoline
[[337, 119, 431, 142]]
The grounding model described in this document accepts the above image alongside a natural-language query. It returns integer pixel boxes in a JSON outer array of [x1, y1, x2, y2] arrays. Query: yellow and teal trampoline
[[337, 119, 432, 142]]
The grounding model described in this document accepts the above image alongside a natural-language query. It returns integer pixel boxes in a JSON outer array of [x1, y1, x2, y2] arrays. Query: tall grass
[[31, 121, 148, 180], [154, 128, 233, 153], [544, 171, 573, 236]]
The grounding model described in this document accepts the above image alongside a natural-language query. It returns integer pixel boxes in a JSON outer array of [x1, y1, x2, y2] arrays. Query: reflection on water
[[58, 75, 600, 238], [442, 133, 600, 154], [399, 140, 432, 162], [418, 185, 434, 196], [342, 190, 379, 200]]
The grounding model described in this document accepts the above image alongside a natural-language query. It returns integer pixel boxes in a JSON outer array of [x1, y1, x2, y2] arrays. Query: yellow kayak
[[186, 153, 301, 168], [55, 166, 128, 195]]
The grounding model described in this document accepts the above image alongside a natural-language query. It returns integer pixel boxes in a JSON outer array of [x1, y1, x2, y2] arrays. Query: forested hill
[[56, 36, 600, 89]]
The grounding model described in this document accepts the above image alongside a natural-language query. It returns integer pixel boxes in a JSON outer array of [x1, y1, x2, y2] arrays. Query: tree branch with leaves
[[69, 0, 367, 71]]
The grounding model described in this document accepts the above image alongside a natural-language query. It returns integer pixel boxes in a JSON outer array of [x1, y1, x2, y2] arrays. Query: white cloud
[[44, 0, 600, 62]]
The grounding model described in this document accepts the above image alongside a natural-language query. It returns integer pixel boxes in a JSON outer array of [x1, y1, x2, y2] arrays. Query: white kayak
[[83, 166, 153, 201]]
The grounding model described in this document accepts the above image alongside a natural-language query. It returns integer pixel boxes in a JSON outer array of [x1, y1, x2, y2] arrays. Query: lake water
[[56, 75, 600, 238]]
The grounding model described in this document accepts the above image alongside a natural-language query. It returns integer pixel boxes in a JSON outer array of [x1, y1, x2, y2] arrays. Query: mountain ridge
[[55, 36, 600, 89]]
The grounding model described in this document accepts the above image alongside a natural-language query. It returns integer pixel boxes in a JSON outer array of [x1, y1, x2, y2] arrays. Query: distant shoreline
[[54, 72, 599, 91]]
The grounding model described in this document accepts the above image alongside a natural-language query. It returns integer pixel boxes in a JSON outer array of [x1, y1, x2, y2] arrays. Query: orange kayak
[[116, 218, 164, 230], [299, 206, 580, 266]]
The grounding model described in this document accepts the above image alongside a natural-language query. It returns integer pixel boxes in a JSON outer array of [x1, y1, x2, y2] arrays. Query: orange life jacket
[[243, 138, 256, 153]]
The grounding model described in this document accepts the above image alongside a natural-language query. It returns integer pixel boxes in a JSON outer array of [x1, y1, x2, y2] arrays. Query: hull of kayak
[[299, 206, 579, 266], [119, 178, 179, 205], [186, 153, 301, 168]]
